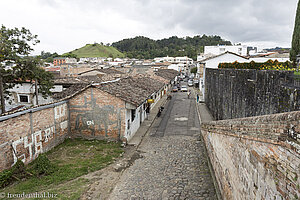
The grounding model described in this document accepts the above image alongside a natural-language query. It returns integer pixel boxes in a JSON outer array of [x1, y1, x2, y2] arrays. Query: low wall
[[205, 68, 299, 120], [201, 111, 300, 199], [0, 101, 69, 172]]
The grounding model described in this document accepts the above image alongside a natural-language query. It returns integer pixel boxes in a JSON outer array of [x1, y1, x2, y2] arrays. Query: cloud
[[0, 0, 297, 54]]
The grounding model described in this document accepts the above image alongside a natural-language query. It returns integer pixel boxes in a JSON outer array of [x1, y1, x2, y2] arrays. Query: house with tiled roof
[[67, 76, 166, 142], [77, 68, 124, 76], [0, 73, 174, 170]]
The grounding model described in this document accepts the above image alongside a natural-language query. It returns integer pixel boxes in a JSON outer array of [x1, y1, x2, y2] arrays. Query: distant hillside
[[64, 43, 125, 58], [112, 35, 232, 60]]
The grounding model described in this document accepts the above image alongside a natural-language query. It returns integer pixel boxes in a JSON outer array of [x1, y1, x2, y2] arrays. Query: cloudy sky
[[0, 0, 298, 54]]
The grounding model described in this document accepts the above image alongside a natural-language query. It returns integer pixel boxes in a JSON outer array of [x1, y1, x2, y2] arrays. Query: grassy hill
[[64, 43, 125, 58]]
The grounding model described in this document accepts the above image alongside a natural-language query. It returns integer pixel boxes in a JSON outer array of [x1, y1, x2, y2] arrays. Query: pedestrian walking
[[197, 94, 199, 103], [187, 90, 191, 99]]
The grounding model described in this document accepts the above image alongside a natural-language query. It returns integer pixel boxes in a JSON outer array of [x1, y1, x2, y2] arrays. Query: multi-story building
[[53, 57, 66, 66], [204, 45, 248, 57]]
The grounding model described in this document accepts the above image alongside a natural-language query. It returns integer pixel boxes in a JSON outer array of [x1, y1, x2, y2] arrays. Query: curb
[[134, 95, 170, 149], [192, 88, 223, 200]]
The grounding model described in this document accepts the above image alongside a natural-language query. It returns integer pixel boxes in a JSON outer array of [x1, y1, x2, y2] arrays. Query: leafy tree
[[191, 67, 197, 74], [62, 52, 77, 58], [0, 25, 52, 113], [40, 51, 60, 63], [17, 57, 54, 105], [291, 0, 300, 64], [112, 35, 231, 60]]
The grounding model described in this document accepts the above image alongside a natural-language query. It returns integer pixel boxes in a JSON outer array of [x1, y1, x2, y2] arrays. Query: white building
[[65, 58, 77, 64], [200, 52, 249, 69], [199, 51, 249, 99], [175, 56, 193, 64], [3, 83, 62, 113], [204, 45, 248, 57], [249, 57, 290, 63], [154, 56, 193, 64]]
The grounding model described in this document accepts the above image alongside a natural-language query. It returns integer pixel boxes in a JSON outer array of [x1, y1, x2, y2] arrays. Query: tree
[[190, 67, 197, 74], [291, 0, 300, 64], [0, 25, 51, 113], [17, 57, 54, 105]]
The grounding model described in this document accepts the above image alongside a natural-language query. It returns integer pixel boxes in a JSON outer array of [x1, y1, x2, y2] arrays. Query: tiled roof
[[53, 76, 103, 85], [77, 68, 125, 75], [130, 75, 164, 94], [52, 84, 89, 100], [97, 76, 165, 106], [54, 77, 89, 85], [155, 69, 178, 81], [53, 75, 167, 106]]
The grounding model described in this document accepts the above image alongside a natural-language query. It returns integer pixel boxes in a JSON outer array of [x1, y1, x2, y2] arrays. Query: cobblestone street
[[109, 91, 217, 200]]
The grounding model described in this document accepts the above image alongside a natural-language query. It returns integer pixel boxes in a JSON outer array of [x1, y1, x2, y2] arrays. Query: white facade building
[[3, 83, 62, 113], [200, 52, 249, 99], [249, 57, 290, 63], [204, 45, 248, 56], [65, 58, 77, 64], [201, 52, 249, 69]]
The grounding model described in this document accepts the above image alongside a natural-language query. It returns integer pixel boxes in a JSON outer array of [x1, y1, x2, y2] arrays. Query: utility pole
[[35, 79, 39, 105], [0, 74, 5, 113]]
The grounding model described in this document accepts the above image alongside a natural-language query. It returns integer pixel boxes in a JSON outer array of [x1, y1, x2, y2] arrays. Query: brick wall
[[69, 87, 126, 141], [201, 111, 300, 199], [0, 102, 69, 171], [205, 68, 299, 120]]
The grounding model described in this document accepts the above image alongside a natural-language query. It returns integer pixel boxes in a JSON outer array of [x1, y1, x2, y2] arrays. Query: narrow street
[[108, 90, 218, 200]]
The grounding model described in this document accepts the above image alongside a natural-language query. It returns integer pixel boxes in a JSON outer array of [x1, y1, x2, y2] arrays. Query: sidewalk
[[192, 87, 222, 200], [127, 94, 169, 146], [192, 88, 214, 123]]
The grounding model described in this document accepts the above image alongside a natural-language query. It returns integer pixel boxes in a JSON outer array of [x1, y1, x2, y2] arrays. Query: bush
[[218, 60, 295, 70], [0, 154, 55, 188], [32, 154, 55, 176], [0, 159, 27, 188], [0, 169, 13, 188]]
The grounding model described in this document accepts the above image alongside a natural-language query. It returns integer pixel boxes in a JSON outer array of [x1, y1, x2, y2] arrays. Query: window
[[19, 95, 29, 103], [220, 48, 225, 52], [131, 109, 136, 122]]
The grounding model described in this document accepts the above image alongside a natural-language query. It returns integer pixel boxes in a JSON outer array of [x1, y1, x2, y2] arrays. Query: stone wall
[[69, 87, 126, 141], [205, 68, 299, 120], [201, 111, 300, 199], [0, 102, 69, 171]]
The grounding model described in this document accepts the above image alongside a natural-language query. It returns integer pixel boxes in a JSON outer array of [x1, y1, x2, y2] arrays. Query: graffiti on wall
[[11, 103, 68, 165], [71, 89, 122, 137], [54, 104, 67, 120], [75, 105, 121, 136], [12, 126, 52, 165], [287, 124, 300, 154]]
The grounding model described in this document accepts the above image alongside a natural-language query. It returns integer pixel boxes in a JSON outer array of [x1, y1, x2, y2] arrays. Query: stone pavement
[[108, 91, 218, 200]]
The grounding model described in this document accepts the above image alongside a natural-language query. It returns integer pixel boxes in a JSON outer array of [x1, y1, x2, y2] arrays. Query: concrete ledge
[[198, 103, 214, 123]]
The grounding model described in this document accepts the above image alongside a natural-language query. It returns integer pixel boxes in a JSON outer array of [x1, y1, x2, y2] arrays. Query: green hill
[[64, 43, 125, 58]]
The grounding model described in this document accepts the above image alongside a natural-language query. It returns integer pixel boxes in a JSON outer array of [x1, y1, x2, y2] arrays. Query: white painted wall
[[125, 104, 144, 141], [3, 83, 63, 113], [204, 53, 249, 69], [249, 57, 290, 63], [205, 45, 248, 56]]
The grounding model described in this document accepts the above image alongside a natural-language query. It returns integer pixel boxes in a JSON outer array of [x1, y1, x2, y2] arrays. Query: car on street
[[188, 80, 193, 87], [181, 85, 188, 92], [172, 86, 179, 92]]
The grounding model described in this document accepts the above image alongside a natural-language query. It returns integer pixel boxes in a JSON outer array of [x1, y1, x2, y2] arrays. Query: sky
[[0, 0, 298, 55]]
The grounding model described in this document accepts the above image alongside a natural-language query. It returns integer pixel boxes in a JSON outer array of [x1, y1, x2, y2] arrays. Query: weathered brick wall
[[0, 102, 69, 171], [69, 87, 126, 141], [201, 111, 300, 199], [205, 68, 299, 120]]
